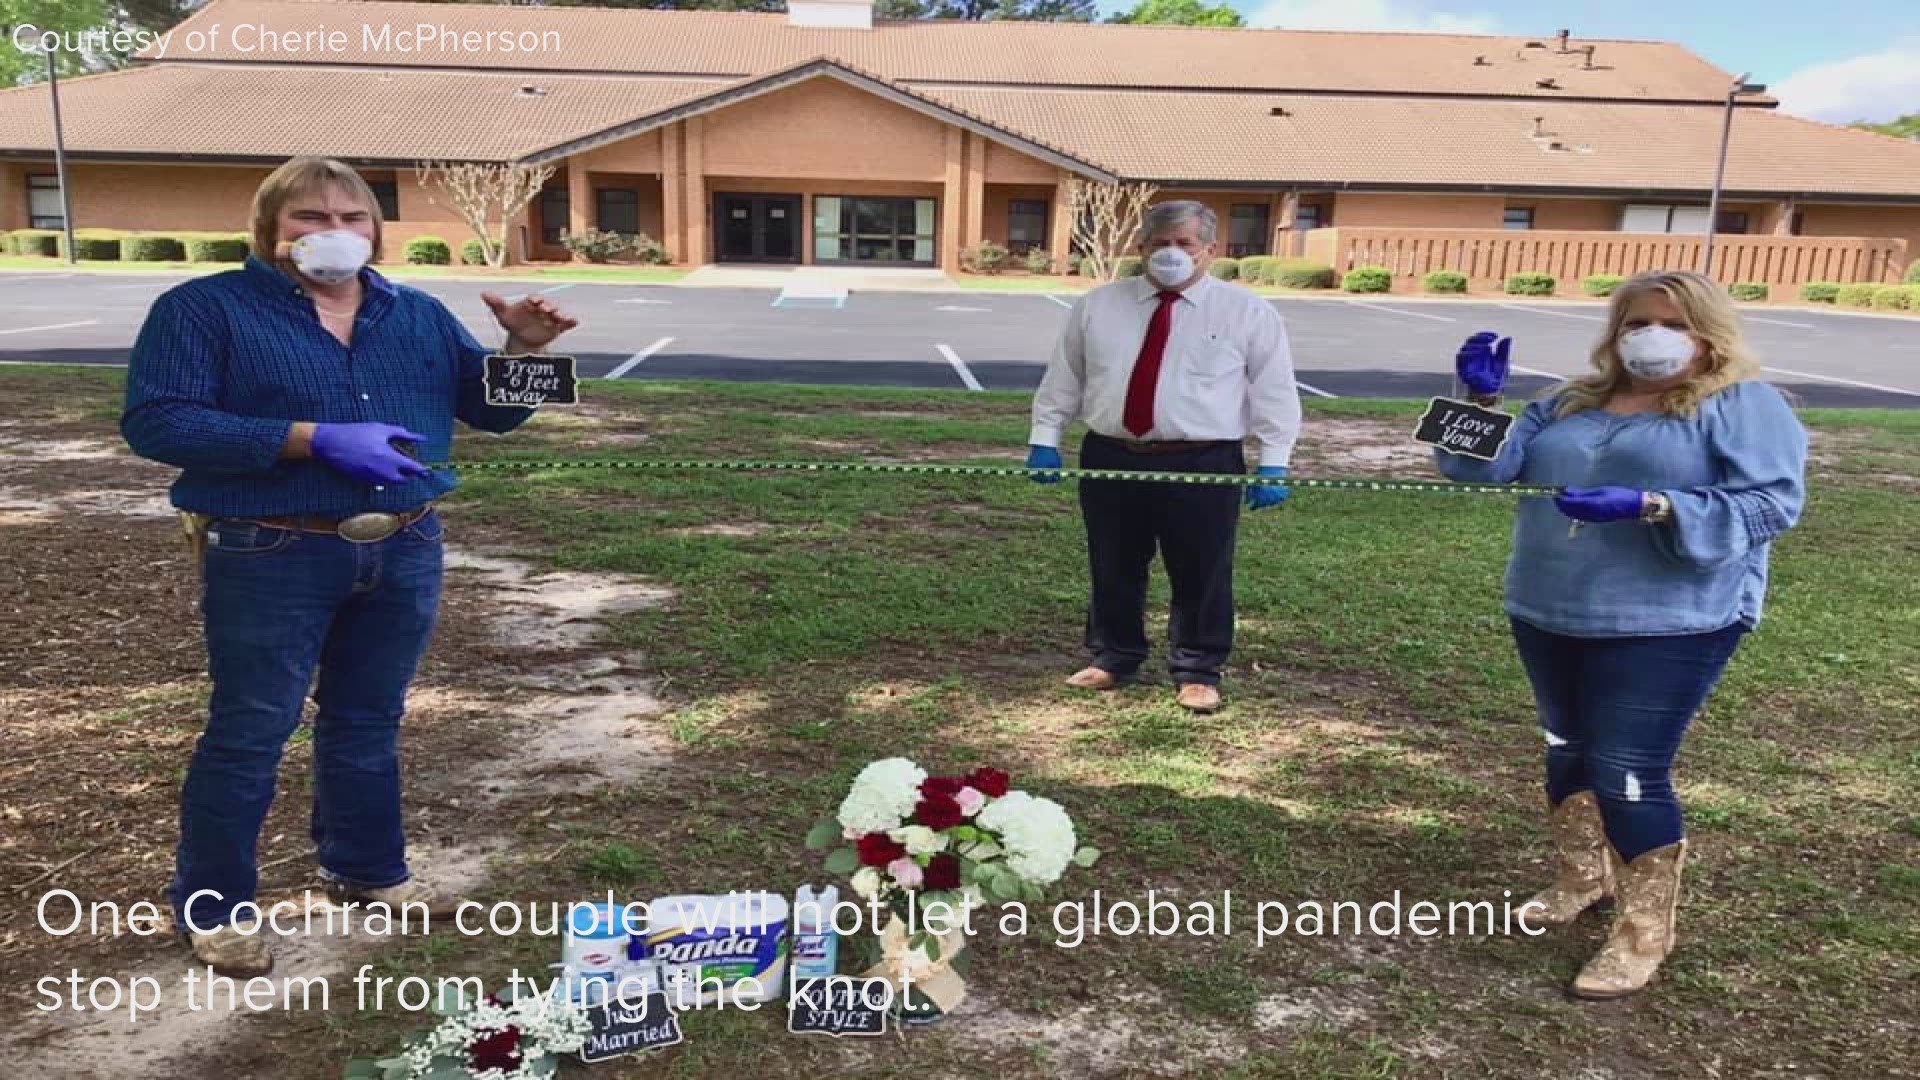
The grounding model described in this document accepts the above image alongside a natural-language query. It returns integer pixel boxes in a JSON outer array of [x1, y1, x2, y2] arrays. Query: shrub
[[1729, 282, 1769, 302], [185, 234, 249, 262], [562, 229, 632, 264], [1114, 255, 1144, 278], [9, 230, 59, 257], [1506, 271, 1556, 296], [1836, 283, 1880, 308], [1236, 256, 1275, 284], [1582, 273, 1625, 297], [1023, 248, 1054, 275], [631, 233, 670, 265], [1870, 284, 1916, 311], [73, 232, 123, 261], [404, 236, 451, 265], [460, 238, 488, 266], [1907, 260, 1920, 284], [1209, 257, 1239, 281], [1267, 259, 1336, 289], [1799, 281, 1841, 303], [961, 240, 1010, 275], [122, 235, 185, 262], [1343, 264, 1393, 293], [1422, 269, 1467, 294]]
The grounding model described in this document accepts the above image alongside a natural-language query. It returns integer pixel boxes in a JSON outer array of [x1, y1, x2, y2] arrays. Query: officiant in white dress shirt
[[1026, 200, 1304, 713]]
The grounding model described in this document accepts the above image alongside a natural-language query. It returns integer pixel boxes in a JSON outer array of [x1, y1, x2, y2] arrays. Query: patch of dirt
[[1291, 418, 1434, 477]]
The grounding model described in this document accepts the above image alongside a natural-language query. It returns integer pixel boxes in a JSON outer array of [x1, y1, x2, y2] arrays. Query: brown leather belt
[[236, 505, 434, 543], [1098, 435, 1232, 455]]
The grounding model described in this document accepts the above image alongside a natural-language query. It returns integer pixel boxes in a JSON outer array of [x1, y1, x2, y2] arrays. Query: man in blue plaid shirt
[[122, 157, 579, 977]]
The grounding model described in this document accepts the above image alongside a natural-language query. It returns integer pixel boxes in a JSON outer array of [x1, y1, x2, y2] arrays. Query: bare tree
[[1068, 177, 1160, 281], [413, 161, 557, 268]]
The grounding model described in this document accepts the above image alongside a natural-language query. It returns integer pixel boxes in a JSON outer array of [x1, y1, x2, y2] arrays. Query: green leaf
[[923, 932, 944, 964], [1073, 846, 1102, 868], [342, 1060, 382, 1080], [805, 818, 843, 850], [824, 848, 860, 876], [948, 825, 980, 843]]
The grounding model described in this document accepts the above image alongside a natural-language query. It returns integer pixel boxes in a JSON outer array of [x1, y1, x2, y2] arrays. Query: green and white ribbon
[[426, 457, 1557, 496]]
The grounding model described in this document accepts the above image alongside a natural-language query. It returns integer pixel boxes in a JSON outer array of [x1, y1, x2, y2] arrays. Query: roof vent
[[1532, 116, 1546, 137], [1536, 77, 1560, 90], [1556, 28, 1571, 52], [1270, 106, 1292, 117], [1473, 55, 1490, 66], [1523, 40, 1546, 49], [1581, 45, 1597, 69], [517, 84, 547, 97]]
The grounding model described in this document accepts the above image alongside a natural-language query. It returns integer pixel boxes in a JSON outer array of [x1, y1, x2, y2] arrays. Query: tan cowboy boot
[[325, 878, 460, 920], [1065, 666, 1120, 690], [1519, 791, 1614, 932], [188, 923, 274, 978], [1569, 840, 1687, 1000]]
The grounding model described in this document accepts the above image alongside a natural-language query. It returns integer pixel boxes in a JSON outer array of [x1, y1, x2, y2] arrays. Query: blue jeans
[[1509, 616, 1747, 862], [172, 512, 444, 930]]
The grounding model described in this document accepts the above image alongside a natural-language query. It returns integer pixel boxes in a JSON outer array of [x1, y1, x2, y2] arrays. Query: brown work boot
[[1570, 840, 1687, 1000], [187, 922, 274, 978], [325, 877, 460, 920], [1065, 666, 1120, 690], [1175, 683, 1222, 713], [1518, 791, 1614, 932]]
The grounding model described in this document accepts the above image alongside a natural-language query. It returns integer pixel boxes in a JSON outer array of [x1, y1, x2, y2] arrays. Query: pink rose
[[955, 786, 986, 817], [887, 857, 925, 890]]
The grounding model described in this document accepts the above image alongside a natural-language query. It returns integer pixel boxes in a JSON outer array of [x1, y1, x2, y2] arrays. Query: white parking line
[[103, 281, 167, 291], [1296, 380, 1337, 398], [1348, 302, 1457, 323], [1493, 303, 1605, 321], [1512, 364, 1570, 381], [1762, 367, 1920, 398], [1046, 295, 1074, 308], [605, 336, 674, 379], [936, 343, 984, 391], [0, 319, 99, 336], [1744, 315, 1817, 329], [537, 283, 576, 294]]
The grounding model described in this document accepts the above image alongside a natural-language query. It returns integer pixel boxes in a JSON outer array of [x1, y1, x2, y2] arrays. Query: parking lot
[[3, 270, 1917, 407]]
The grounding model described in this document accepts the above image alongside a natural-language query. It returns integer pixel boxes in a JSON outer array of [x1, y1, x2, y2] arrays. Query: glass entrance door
[[715, 193, 801, 263], [813, 196, 937, 266]]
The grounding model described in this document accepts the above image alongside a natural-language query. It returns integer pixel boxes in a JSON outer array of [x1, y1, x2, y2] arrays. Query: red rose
[[469, 1027, 523, 1073], [967, 767, 1011, 798], [924, 853, 962, 890], [921, 776, 965, 798], [857, 832, 907, 867], [914, 795, 965, 830]]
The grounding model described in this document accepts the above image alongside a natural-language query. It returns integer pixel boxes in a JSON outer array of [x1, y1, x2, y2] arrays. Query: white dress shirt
[[1028, 274, 1303, 467]]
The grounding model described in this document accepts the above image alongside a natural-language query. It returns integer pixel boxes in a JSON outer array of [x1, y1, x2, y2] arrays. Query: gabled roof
[[142, 0, 1754, 105], [524, 57, 1116, 181]]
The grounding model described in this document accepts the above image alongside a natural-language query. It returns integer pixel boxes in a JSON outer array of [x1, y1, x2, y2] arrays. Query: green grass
[[8, 365, 1917, 1079]]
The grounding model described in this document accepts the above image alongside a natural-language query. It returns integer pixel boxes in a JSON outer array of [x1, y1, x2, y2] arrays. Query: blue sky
[[1090, 0, 1920, 123]]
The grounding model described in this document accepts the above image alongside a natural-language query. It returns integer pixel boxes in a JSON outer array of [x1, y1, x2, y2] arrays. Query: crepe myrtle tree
[[413, 160, 557, 269], [1069, 177, 1161, 282]]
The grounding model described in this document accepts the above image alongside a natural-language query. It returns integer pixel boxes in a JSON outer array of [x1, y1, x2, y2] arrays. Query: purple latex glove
[[310, 422, 431, 485], [1554, 486, 1646, 523], [1455, 331, 1512, 398]]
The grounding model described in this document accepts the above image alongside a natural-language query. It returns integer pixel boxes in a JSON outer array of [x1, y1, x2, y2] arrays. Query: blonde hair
[[1554, 270, 1761, 418], [250, 157, 384, 262]]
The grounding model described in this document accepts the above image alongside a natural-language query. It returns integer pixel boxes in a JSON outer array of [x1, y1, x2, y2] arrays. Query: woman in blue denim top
[[1435, 270, 1807, 1000]]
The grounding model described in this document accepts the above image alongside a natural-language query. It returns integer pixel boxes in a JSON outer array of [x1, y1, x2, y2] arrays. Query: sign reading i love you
[[1413, 398, 1515, 462]]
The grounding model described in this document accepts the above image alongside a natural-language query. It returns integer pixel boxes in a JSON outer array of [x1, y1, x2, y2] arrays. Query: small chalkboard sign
[[1414, 397, 1515, 461], [576, 991, 684, 1063], [787, 978, 891, 1038], [483, 353, 578, 407]]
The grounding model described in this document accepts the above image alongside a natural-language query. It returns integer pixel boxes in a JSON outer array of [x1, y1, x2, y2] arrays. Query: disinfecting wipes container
[[639, 892, 789, 1005], [563, 902, 637, 1005]]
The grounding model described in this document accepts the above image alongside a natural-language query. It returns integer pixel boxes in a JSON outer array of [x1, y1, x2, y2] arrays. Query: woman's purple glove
[[311, 423, 430, 485], [1554, 486, 1645, 523], [1455, 331, 1512, 399]]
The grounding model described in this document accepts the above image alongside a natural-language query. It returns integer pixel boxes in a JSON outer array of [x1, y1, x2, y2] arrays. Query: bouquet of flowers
[[806, 758, 1099, 1018], [344, 983, 591, 1080]]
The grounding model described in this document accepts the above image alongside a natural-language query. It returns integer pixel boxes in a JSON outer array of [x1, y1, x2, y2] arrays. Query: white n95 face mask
[[1146, 246, 1195, 288], [289, 230, 372, 285], [1617, 325, 1697, 380]]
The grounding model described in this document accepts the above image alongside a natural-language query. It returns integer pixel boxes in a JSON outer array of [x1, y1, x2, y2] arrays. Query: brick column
[[566, 159, 591, 259], [661, 125, 684, 265], [0, 164, 22, 232], [683, 116, 707, 266], [963, 132, 986, 252], [941, 126, 965, 272], [1049, 170, 1074, 274]]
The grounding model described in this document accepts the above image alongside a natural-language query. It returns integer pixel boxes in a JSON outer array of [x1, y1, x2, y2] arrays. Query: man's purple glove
[[1455, 331, 1512, 399], [1554, 486, 1645, 523], [311, 423, 431, 485]]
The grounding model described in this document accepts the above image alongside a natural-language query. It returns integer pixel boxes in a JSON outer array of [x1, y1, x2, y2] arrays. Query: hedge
[[1209, 257, 1239, 280], [1265, 259, 1336, 289], [7, 230, 59, 257], [1581, 274, 1625, 297], [1506, 271, 1556, 296], [1836, 283, 1880, 308], [1343, 265, 1392, 293], [1422, 269, 1467, 294], [461, 238, 488, 266], [1114, 255, 1144, 279], [1729, 282, 1769, 302], [1799, 282, 1841, 303], [122, 235, 186, 262], [1870, 284, 1917, 311], [185, 234, 249, 262], [405, 236, 451, 265], [1907, 261, 1920, 285]]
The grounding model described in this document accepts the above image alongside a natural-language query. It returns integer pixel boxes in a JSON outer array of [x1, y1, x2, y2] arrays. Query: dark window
[[368, 180, 400, 221], [1716, 211, 1749, 234], [27, 174, 64, 229], [596, 189, 639, 235], [540, 188, 569, 244], [1503, 207, 1535, 230], [1228, 203, 1271, 257], [1007, 199, 1047, 252], [1294, 203, 1324, 231], [1790, 210, 1804, 235]]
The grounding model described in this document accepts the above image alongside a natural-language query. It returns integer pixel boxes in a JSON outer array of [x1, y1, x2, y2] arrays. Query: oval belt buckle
[[337, 512, 403, 543]]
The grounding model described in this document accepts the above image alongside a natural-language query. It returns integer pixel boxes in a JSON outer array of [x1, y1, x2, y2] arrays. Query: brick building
[[2, 0, 1918, 276]]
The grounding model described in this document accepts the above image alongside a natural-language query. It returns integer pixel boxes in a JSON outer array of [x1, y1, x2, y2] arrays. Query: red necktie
[[1123, 290, 1181, 437]]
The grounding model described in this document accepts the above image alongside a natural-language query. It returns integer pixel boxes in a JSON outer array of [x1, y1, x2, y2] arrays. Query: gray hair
[[1137, 200, 1217, 245]]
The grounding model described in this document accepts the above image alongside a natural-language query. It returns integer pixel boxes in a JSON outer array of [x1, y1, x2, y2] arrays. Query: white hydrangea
[[977, 791, 1077, 886], [888, 824, 949, 856], [837, 757, 927, 836]]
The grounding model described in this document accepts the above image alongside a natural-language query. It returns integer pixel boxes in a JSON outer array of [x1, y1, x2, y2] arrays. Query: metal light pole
[[1703, 73, 1765, 279], [20, 26, 78, 265]]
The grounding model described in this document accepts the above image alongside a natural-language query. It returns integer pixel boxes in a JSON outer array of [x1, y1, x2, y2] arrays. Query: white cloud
[[1773, 38, 1920, 124], [1244, 0, 1502, 35]]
